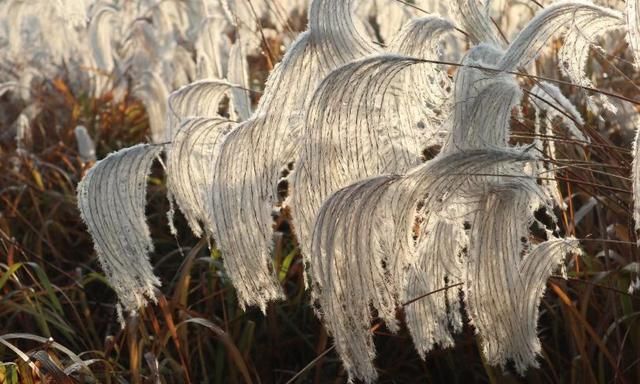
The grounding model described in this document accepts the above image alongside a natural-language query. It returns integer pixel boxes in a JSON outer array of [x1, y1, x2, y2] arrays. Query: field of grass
[[2, 1, 640, 383]]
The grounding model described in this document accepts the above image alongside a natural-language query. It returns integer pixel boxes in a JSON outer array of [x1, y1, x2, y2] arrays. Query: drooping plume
[[404, 216, 466, 356], [311, 148, 540, 383], [289, 16, 455, 289], [195, 16, 232, 79], [467, 187, 581, 373], [498, 1, 624, 72], [452, 0, 505, 46], [207, 0, 379, 311], [227, 41, 252, 121], [166, 117, 234, 238], [76, 144, 163, 320], [74, 125, 96, 163], [88, 5, 117, 73], [132, 71, 170, 143], [289, 56, 423, 277], [166, 79, 235, 140]]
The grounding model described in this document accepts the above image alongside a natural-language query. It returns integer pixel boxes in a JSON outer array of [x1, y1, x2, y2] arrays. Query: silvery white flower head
[[76, 144, 163, 325], [15, 114, 31, 154], [75, 125, 97, 163]]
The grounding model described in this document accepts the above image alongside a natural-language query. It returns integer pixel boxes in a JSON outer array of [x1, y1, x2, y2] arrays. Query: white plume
[[76, 144, 163, 320], [207, 0, 379, 311], [75, 125, 97, 163]]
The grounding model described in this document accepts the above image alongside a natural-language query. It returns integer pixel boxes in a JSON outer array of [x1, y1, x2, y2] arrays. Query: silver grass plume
[[289, 16, 455, 290], [169, 45, 197, 89], [530, 82, 586, 143], [490, 0, 625, 115], [428, 7, 597, 372], [206, 0, 379, 311], [166, 79, 236, 140], [88, 4, 117, 73], [493, 1, 623, 111], [88, 4, 117, 96], [452, 0, 505, 46], [312, 48, 529, 372], [133, 71, 169, 143], [386, 16, 456, 145], [74, 0, 301, 319], [311, 149, 541, 383], [290, 56, 425, 290], [164, 80, 238, 236], [121, 19, 163, 76], [497, 1, 624, 71], [442, 44, 513, 153], [166, 117, 234, 238], [405, 214, 466, 355], [76, 144, 163, 322], [227, 41, 252, 121], [451, 1, 607, 364], [467, 187, 581, 372], [15, 114, 31, 153], [556, 5, 624, 111], [74, 125, 96, 163], [6, 0, 87, 63], [195, 16, 232, 79]]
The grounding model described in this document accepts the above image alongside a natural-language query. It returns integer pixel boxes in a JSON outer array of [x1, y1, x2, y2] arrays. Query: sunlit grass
[[1, 1, 640, 383]]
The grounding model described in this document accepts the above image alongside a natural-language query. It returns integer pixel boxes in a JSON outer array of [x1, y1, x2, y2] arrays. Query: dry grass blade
[[28, 351, 75, 384], [178, 317, 254, 384]]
